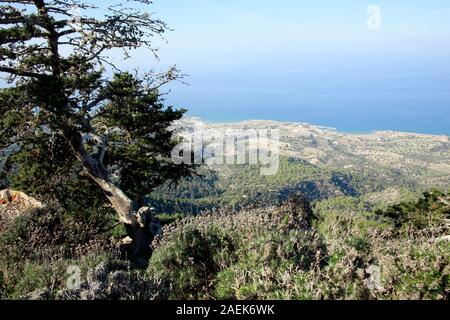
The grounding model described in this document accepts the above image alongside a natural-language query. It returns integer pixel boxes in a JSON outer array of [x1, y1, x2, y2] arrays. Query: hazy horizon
[[2, 1, 450, 135], [144, 1, 450, 135]]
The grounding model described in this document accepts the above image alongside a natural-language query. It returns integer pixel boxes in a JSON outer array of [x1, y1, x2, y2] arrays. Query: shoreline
[[182, 116, 450, 138]]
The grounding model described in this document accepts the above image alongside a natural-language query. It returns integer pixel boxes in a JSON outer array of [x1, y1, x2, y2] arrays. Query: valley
[[150, 117, 450, 214]]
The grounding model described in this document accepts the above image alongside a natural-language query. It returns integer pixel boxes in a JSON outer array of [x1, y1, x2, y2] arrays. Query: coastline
[[183, 115, 450, 138]]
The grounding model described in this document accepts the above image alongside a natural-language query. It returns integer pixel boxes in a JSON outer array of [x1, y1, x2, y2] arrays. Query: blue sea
[[163, 59, 450, 136], [165, 80, 450, 135], [185, 105, 450, 136]]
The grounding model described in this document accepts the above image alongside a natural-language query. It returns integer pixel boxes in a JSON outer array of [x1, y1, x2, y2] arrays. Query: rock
[[0, 189, 44, 210], [0, 189, 44, 231], [364, 265, 382, 291]]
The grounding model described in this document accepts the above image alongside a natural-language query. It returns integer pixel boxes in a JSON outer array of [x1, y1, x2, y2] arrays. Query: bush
[[1, 190, 448, 300], [0, 204, 112, 264], [148, 198, 326, 299], [315, 191, 450, 300], [0, 203, 117, 298], [375, 190, 449, 231], [149, 192, 450, 300]]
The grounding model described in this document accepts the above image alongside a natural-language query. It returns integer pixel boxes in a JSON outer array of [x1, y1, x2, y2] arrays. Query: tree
[[0, 0, 195, 258]]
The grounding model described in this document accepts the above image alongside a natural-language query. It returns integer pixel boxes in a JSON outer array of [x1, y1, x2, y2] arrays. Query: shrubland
[[1, 190, 448, 300]]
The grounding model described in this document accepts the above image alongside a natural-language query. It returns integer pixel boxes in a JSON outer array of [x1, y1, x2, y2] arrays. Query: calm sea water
[[166, 63, 450, 136], [161, 52, 450, 136]]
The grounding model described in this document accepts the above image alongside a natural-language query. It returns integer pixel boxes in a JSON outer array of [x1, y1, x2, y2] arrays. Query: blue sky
[[4, 0, 450, 133], [126, 0, 450, 133], [146, 0, 450, 67]]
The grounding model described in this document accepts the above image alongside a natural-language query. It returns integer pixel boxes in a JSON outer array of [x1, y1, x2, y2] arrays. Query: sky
[[3, 0, 450, 134], [123, 0, 449, 134]]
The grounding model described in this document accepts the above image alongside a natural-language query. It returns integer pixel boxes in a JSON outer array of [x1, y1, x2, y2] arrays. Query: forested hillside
[[148, 119, 450, 216]]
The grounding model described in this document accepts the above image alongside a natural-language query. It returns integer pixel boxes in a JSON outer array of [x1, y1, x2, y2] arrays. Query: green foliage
[[3, 134, 107, 216], [149, 154, 426, 217], [385, 241, 449, 300], [94, 73, 195, 197], [0, 72, 194, 211], [0, 190, 448, 299], [0, 204, 111, 298], [150, 157, 360, 214], [0, 0, 195, 225], [149, 227, 235, 299], [314, 191, 450, 299], [0, 205, 113, 267], [376, 189, 450, 230], [148, 191, 449, 300], [148, 198, 324, 299]]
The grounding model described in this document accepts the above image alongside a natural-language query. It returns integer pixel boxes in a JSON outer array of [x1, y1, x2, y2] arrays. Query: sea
[[185, 105, 450, 136]]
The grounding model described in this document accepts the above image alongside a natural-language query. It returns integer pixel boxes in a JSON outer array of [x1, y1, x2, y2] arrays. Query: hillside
[[1, 117, 449, 300], [149, 118, 450, 214], [1, 190, 448, 299]]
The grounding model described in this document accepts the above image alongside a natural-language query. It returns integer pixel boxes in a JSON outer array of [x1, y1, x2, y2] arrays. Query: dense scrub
[[314, 191, 449, 299], [148, 191, 449, 299], [0, 191, 448, 300], [0, 204, 110, 298], [149, 198, 322, 299], [149, 156, 423, 215]]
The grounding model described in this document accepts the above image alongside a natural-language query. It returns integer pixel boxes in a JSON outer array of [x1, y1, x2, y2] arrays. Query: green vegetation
[[149, 156, 424, 216], [1, 191, 448, 300], [0, 0, 448, 302], [149, 198, 319, 299], [0, 0, 195, 261], [147, 191, 449, 300]]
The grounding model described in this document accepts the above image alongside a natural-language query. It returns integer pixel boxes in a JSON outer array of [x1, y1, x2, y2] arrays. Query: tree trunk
[[66, 131, 154, 262]]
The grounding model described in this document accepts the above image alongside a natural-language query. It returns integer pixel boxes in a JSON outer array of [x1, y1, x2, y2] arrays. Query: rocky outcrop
[[0, 189, 44, 231]]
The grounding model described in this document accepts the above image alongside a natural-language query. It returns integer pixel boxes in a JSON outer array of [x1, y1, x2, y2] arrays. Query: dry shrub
[[315, 203, 449, 300], [148, 198, 327, 299], [149, 193, 449, 300]]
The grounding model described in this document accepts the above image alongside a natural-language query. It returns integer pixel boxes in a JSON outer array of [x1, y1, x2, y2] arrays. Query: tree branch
[[0, 65, 50, 79]]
